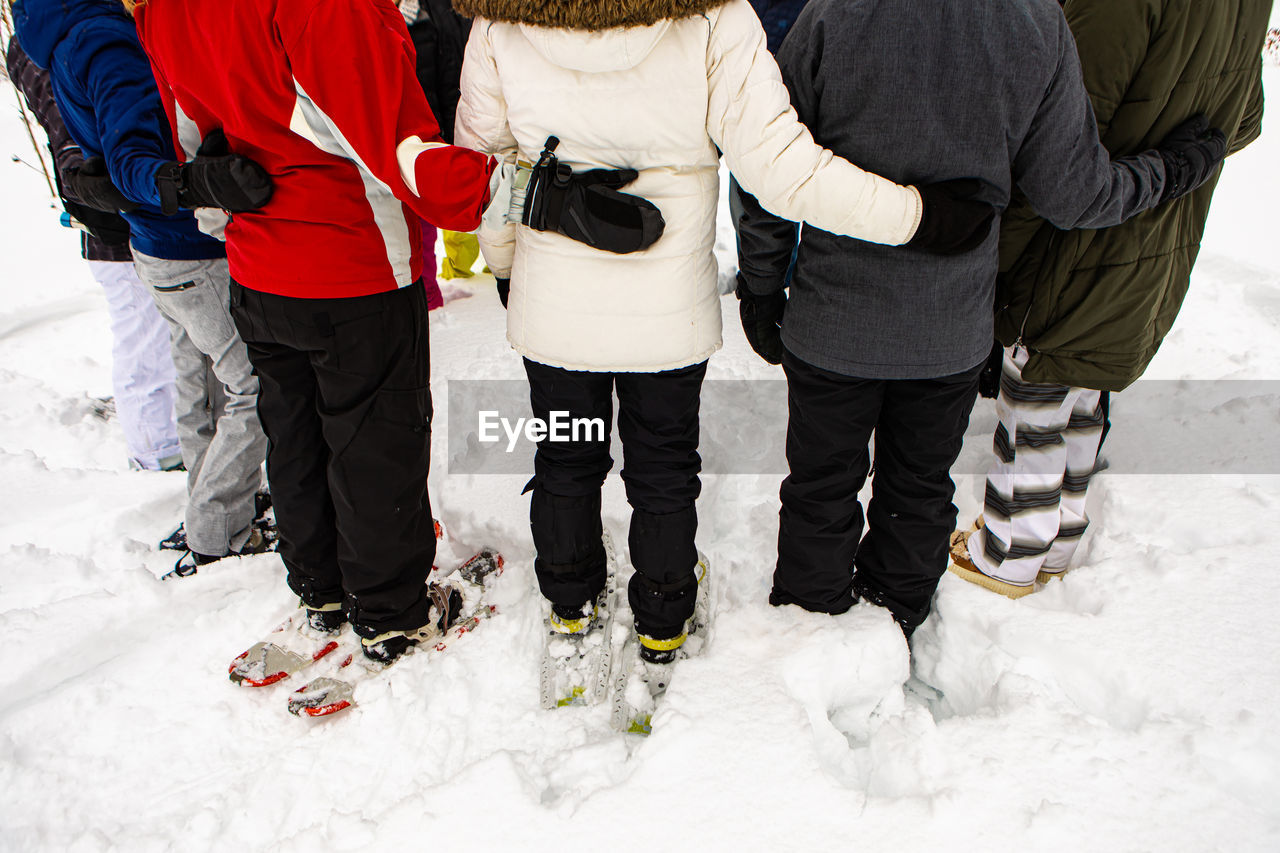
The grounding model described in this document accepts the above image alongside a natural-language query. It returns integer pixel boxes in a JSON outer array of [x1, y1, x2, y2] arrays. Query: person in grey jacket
[[735, 0, 1226, 635]]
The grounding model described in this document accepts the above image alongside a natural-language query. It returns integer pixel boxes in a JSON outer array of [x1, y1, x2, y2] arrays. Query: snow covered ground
[[3, 56, 1280, 853]]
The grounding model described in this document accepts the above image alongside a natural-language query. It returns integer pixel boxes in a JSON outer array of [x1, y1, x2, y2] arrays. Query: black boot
[[360, 582, 464, 663]]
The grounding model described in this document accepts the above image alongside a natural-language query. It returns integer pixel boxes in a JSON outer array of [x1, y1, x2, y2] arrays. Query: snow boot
[[168, 526, 274, 578], [254, 489, 272, 520], [360, 632, 416, 665], [947, 525, 1036, 599], [304, 601, 345, 634], [637, 628, 686, 664], [549, 601, 597, 635], [159, 489, 273, 552], [635, 552, 708, 664], [1036, 566, 1069, 584], [359, 582, 464, 664]]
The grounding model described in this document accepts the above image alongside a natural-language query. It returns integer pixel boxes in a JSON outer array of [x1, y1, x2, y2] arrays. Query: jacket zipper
[[1012, 303, 1031, 358], [1009, 229, 1061, 358]]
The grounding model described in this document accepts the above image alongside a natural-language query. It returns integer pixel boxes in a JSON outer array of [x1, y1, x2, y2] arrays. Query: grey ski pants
[[132, 250, 266, 555]]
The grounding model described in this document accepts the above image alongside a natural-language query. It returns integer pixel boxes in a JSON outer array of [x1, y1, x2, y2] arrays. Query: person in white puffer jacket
[[454, 0, 991, 664]]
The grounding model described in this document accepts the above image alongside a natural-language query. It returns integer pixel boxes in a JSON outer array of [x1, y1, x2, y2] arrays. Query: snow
[[3, 64, 1280, 853]]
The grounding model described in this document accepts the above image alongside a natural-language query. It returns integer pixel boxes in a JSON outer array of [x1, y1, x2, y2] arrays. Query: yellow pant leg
[[440, 231, 481, 279]]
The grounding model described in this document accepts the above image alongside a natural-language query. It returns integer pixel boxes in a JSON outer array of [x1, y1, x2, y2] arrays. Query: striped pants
[[970, 348, 1104, 586]]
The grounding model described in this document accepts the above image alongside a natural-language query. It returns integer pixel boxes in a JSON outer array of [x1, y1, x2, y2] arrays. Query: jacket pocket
[[152, 279, 199, 293]]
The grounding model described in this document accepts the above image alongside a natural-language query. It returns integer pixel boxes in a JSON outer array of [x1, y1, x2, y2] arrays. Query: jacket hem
[[128, 238, 226, 262], [783, 335, 988, 381], [230, 276, 422, 299], [511, 340, 722, 373]]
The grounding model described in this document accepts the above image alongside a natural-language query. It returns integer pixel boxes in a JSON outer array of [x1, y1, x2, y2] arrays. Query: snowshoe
[[611, 551, 712, 735], [287, 548, 503, 718], [229, 607, 347, 687], [538, 531, 619, 709]]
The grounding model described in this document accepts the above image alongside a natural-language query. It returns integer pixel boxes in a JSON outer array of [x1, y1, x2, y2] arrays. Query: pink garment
[[421, 220, 443, 311]]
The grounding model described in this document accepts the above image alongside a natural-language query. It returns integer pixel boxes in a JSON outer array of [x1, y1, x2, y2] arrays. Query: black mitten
[[63, 156, 139, 214], [522, 136, 665, 254], [736, 274, 786, 365], [905, 178, 995, 255], [495, 277, 510, 309], [560, 168, 665, 253], [155, 129, 273, 215], [1154, 114, 1227, 203]]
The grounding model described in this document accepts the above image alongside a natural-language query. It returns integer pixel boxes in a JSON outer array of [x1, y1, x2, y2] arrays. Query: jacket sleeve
[[706, 0, 920, 249], [6, 40, 84, 178], [1229, 59, 1264, 155], [137, 45, 195, 161], [453, 19, 519, 278], [62, 22, 174, 208], [284, 0, 493, 231], [1010, 12, 1165, 231], [735, 181, 799, 296]]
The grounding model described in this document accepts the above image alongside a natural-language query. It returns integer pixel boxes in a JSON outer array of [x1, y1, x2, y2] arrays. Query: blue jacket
[[748, 0, 809, 53], [15, 0, 223, 260]]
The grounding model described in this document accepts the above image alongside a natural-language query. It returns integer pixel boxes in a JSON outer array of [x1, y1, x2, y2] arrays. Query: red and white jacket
[[135, 0, 494, 298]]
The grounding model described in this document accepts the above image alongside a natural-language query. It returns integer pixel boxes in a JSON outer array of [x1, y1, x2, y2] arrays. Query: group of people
[[731, 0, 1269, 626], [7, 0, 1269, 673], [9, 3, 269, 574]]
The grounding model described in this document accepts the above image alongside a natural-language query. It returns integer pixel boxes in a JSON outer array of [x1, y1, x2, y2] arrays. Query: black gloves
[[63, 156, 139, 215], [522, 136, 665, 254], [1154, 114, 1227, 203], [905, 178, 995, 254], [736, 274, 787, 365], [495, 277, 510, 309], [155, 129, 273, 216], [977, 339, 1005, 399]]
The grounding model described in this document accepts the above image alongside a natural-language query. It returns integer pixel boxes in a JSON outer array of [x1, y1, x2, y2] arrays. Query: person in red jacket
[[130, 0, 497, 662]]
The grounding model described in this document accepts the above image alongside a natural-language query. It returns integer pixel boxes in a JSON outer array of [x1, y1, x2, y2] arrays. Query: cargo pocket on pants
[[365, 386, 433, 504]]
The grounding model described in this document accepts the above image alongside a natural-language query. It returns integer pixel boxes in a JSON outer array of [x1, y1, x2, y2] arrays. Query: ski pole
[[11, 152, 52, 177]]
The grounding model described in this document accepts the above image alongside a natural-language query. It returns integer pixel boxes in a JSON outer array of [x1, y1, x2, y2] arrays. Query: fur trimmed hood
[[452, 0, 727, 31]]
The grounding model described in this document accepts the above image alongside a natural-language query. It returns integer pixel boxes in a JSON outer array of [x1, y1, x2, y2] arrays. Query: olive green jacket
[[995, 0, 1270, 391]]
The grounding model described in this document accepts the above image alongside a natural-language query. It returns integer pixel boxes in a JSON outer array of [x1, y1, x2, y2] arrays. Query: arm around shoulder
[[705, 0, 920, 247]]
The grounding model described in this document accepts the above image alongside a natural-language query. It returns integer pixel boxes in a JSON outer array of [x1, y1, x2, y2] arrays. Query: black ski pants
[[523, 358, 706, 639], [230, 282, 435, 639], [774, 349, 982, 634]]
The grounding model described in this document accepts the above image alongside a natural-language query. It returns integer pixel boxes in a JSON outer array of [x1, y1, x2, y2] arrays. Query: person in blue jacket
[[15, 0, 274, 572], [748, 0, 809, 53]]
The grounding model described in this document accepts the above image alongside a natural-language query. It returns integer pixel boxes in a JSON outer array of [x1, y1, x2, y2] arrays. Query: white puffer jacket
[[455, 0, 922, 372]]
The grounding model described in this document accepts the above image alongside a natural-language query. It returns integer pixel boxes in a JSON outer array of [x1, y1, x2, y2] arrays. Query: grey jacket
[[736, 0, 1167, 380]]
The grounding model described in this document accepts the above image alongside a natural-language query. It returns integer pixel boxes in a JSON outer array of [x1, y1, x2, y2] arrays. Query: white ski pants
[[970, 348, 1104, 585], [86, 260, 180, 470]]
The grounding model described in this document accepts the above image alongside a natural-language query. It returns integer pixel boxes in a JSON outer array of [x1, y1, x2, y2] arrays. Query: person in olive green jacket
[[950, 0, 1271, 598]]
